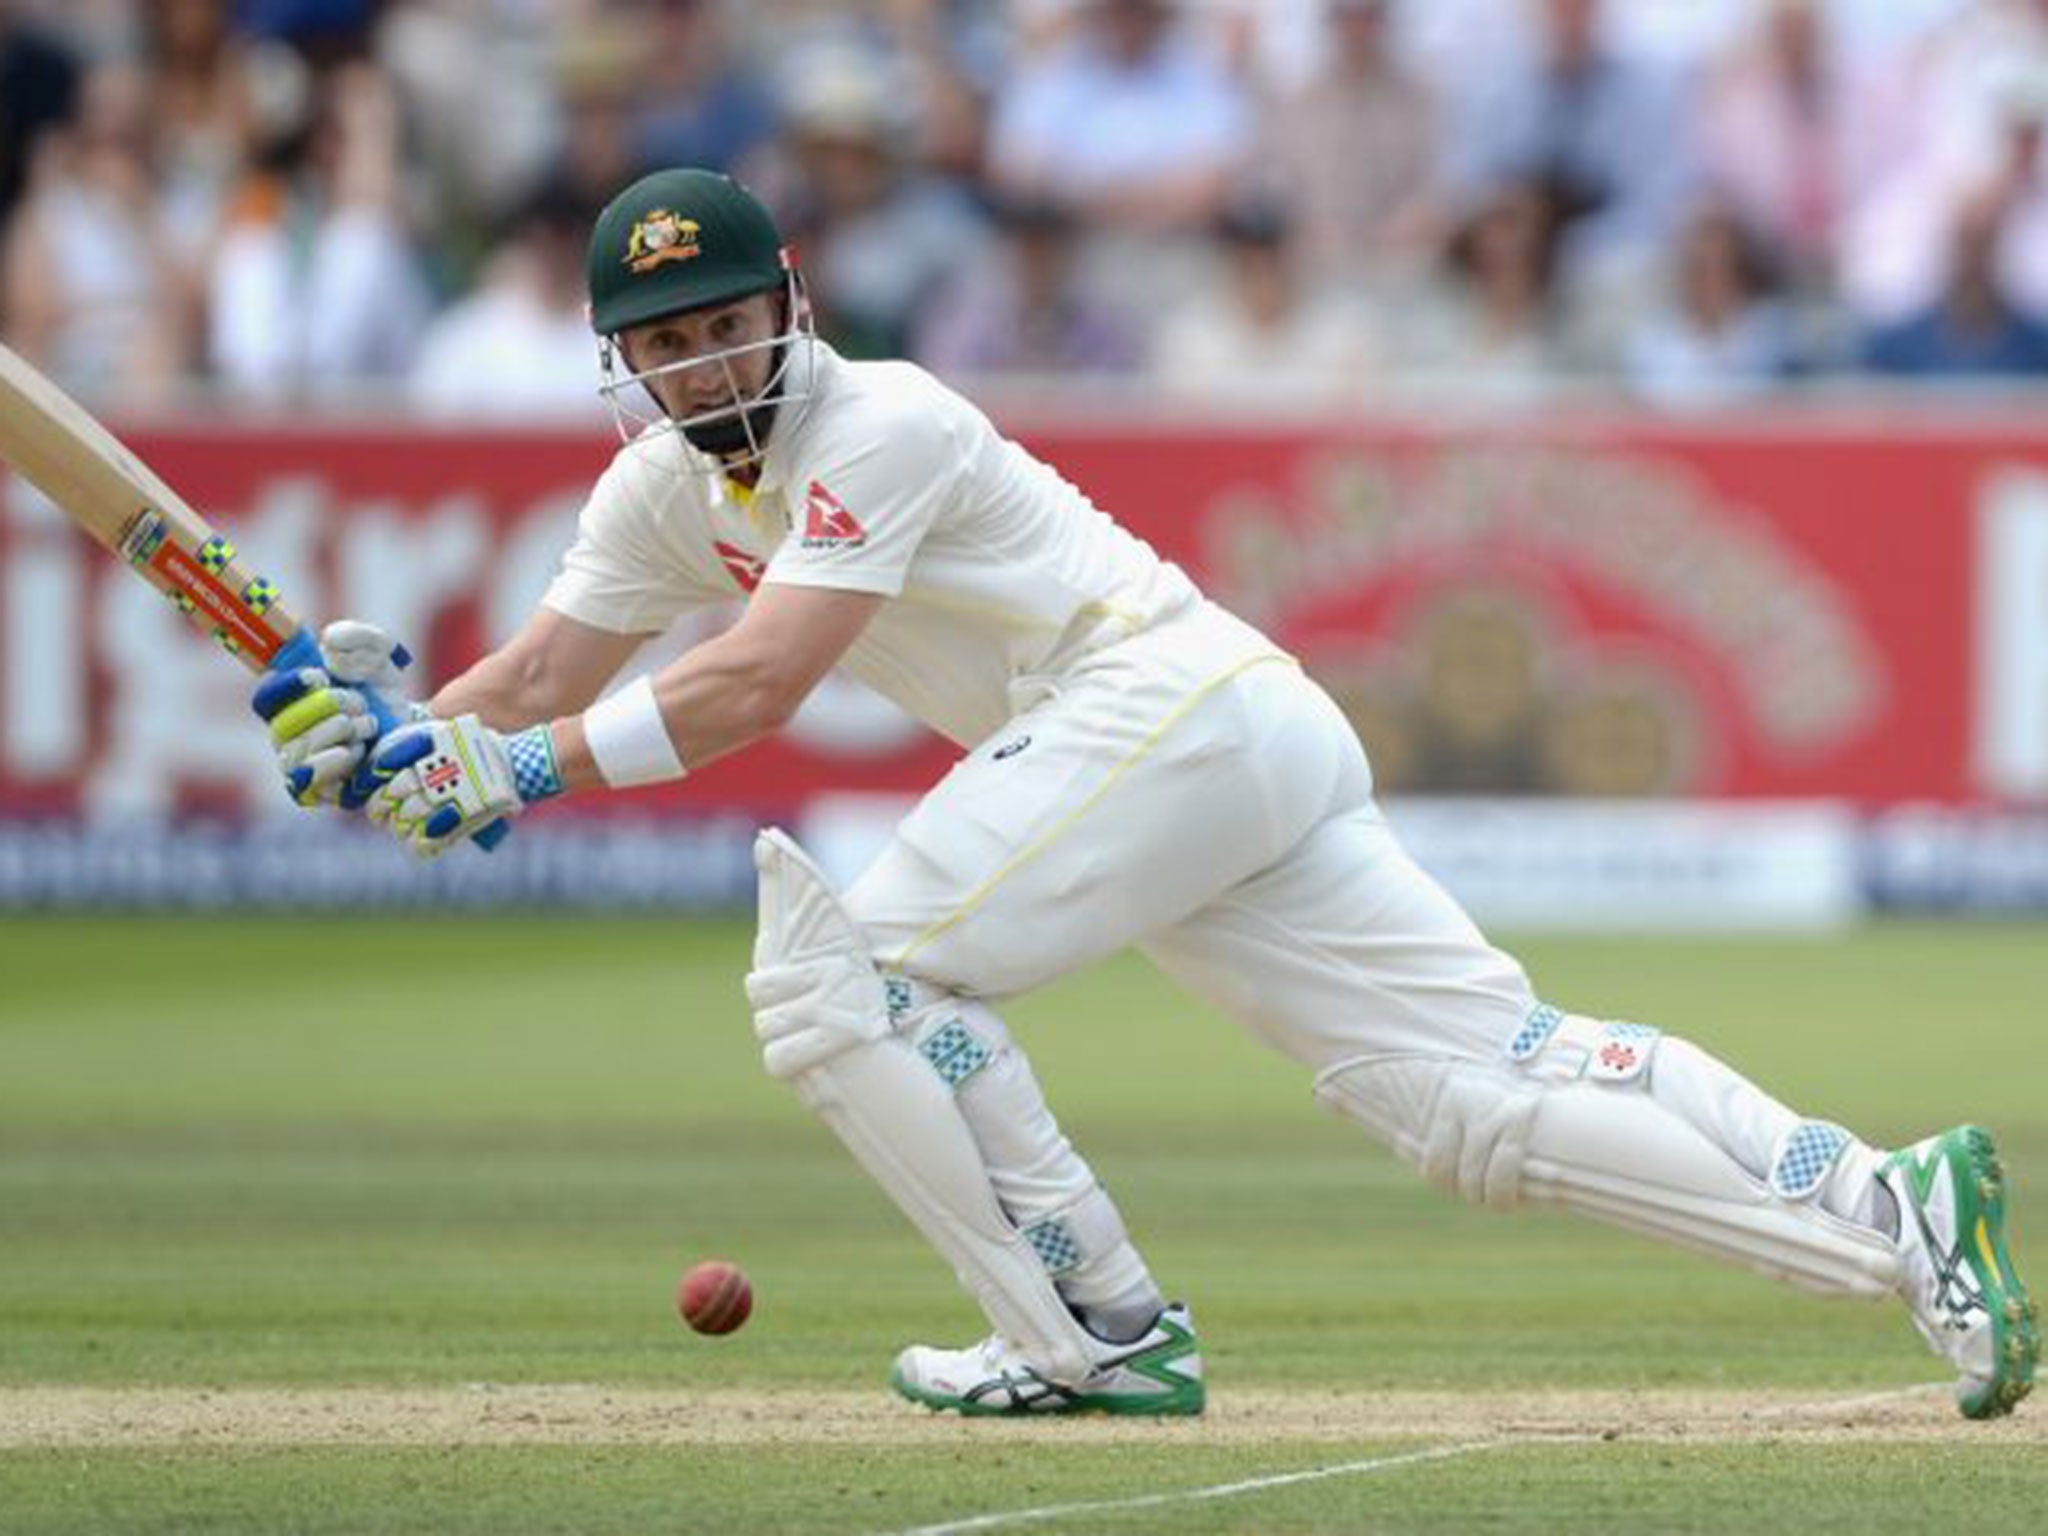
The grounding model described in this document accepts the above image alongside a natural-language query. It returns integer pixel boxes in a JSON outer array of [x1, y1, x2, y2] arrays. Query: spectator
[[760, 39, 989, 359], [631, 0, 779, 175], [207, 59, 433, 401], [1441, 0, 1698, 294], [1971, 65, 2048, 316], [1147, 194, 1381, 406], [407, 179, 605, 420], [1696, 0, 1849, 291], [1848, 58, 2048, 325], [1863, 182, 2048, 374], [986, 0, 1252, 236], [1837, 2, 2048, 322], [234, 0, 379, 65], [1, 60, 197, 405], [866, 0, 1005, 186], [914, 197, 1143, 378], [1255, 0, 1441, 293], [1621, 202, 1803, 409], [146, 0, 259, 263], [547, 25, 649, 233], [1394, 177, 1584, 404], [374, 0, 563, 249], [0, 5, 82, 241]]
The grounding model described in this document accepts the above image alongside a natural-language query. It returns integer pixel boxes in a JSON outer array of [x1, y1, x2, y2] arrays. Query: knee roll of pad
[[1313, 1002, 1899, 1297], [746, 832, 892, 1081], [1311, 1049, 1541, 1209], [1311, 1006, 1668, 1209]]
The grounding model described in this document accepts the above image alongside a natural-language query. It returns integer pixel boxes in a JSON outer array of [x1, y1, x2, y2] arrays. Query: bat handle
[[271, 628, 512, 852]]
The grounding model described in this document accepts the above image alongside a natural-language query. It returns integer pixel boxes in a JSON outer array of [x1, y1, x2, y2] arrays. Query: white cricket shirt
[[543, 341, 1276, 746]]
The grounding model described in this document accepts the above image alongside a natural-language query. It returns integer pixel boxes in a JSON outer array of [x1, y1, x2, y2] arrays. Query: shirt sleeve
[[542, 449, 718, 633], [764, 390, 963, 599]]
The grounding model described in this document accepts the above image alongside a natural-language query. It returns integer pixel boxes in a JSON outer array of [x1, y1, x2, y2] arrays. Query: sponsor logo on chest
[[712, 539, 766, 593]]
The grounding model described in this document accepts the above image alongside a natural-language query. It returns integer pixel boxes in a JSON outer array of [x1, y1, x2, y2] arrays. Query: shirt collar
[[750, 336, 837, 499]]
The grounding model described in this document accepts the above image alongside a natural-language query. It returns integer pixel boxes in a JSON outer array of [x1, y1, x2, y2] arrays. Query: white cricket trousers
[[843, 603, 1538, 1074], [844, 603, 1893, 1252]]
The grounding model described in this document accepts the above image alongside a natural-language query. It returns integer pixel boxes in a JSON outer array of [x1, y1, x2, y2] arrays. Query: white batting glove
[[364, 714, 563, 858], [320, 619, 410, 693], [250, 620, 419, 807]]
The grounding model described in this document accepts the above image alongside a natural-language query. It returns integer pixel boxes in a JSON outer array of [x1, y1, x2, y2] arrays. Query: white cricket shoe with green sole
[[890, 1301, 1205, 1416], [1882, 1125, 2038, 1419]]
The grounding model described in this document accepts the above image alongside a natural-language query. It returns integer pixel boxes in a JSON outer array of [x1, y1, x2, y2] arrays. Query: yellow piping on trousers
[[891, 652, 1295, 974]]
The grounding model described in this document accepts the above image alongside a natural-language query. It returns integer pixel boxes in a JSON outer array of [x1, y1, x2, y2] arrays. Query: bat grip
[[271, 628, 512, 852]]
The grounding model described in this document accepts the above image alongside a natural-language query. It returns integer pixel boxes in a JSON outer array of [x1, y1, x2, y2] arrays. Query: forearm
[[427, 647, 557, 732], [542, 635, 791, 796]]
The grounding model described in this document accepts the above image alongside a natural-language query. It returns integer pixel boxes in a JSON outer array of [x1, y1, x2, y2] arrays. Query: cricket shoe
[[1882, 1125, 2038, 1419], [889, 1302, 1205, 1416]]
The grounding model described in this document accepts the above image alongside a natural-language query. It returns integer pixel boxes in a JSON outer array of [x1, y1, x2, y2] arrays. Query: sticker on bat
[[119, 508, 169, 568]]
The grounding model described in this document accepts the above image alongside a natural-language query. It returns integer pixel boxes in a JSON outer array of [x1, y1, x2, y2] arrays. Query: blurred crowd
[[9, 0, 2048, 418]]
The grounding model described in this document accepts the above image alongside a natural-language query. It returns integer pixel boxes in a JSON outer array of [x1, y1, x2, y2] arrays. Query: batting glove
[[251, 620, 420, 809], [364, 714, 563, 859]]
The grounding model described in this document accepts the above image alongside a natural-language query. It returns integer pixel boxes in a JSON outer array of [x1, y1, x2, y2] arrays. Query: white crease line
[[1747, 1381, 1945, 1421], [878, 1382, 1947, 1536], [883, 1437, 1559, 1536]]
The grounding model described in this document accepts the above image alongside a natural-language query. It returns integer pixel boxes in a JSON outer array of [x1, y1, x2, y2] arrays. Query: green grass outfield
[[2, 915, 2044, 1533]]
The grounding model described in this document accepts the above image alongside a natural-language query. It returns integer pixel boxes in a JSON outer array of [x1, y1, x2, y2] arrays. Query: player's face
[[619, 292, 782, 422]]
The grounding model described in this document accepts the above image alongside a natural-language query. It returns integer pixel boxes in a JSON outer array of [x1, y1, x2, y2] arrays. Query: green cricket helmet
[[586, 168, 815, 463], [586, 168, 790, 335]]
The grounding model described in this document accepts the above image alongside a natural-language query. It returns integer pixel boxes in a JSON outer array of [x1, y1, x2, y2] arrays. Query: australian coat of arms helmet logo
[[624, 210, 702, 273]]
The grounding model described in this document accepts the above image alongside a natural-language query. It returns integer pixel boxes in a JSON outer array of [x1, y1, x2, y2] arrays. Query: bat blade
[[0, 342, 511, 850], [0, 342, 298, 670]]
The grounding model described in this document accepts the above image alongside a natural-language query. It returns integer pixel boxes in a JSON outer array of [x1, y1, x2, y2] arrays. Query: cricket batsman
[[256, 169, 2035, 1419]]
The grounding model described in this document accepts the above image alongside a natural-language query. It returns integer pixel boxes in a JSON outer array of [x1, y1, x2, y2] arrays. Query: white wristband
[[582, 675, 686, 787]]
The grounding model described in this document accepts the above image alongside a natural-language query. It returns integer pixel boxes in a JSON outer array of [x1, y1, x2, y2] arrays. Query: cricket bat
[[0, 342, 508, 847]]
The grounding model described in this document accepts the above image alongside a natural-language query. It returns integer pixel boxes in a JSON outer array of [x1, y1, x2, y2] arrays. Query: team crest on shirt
[[624, 210, 702, 273], [801, 480, 866, 548]]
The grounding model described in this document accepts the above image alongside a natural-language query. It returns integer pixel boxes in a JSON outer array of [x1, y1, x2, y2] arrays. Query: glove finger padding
[[362, 724, 433, 826], [366, 717, 524, 857], [269, 687, 369, 748], [277, 710, 374, 770], [251, 666, 329, 724]]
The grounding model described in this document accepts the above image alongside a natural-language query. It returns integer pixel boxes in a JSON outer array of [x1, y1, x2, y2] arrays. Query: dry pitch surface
[[2, 1384, 2034, 1449]]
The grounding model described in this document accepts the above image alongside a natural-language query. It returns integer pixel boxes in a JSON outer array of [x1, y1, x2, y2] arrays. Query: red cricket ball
[[677, 1259, 753, 1335]]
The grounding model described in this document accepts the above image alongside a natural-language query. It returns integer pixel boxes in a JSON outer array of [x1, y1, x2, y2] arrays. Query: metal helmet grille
[[594, 271, 819, 470]]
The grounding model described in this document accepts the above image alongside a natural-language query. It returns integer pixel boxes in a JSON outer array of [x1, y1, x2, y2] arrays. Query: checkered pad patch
[[884, 976, 914, 1026], [918, 1020, 990, 1090], [1508, 1003, 1565, 1062], [166, 589, 195, 614], [505, 726, 563, 804], [1770, 1121, 1852, 1201], [241, 577, 279, 614], [197, 536, 235, 572], [1022, 1217, 1083, 1275]]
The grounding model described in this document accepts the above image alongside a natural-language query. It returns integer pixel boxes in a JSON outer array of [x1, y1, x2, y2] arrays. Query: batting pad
[[747, 830, 1105, 1385], [1314, 1015, 1900, 1300]]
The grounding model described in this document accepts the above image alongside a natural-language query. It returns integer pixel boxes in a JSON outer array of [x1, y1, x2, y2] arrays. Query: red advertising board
[[5, 410, 2048, 824]]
